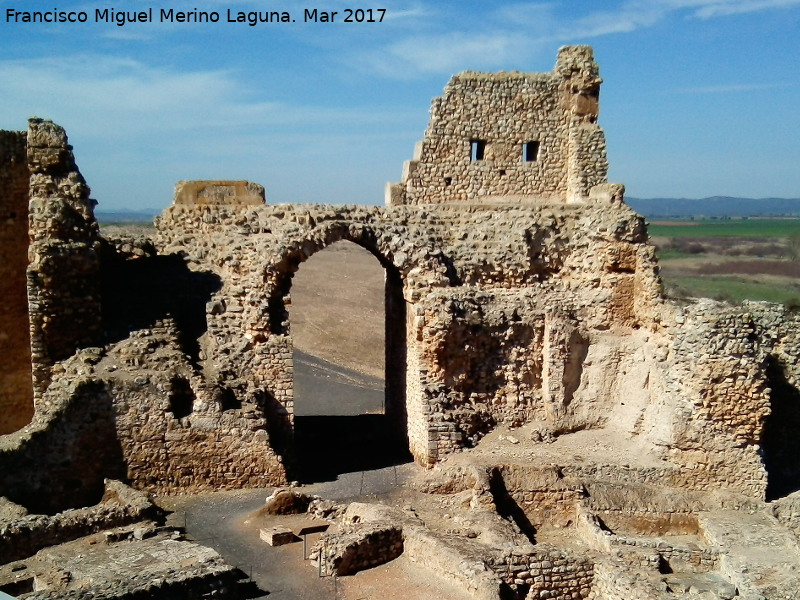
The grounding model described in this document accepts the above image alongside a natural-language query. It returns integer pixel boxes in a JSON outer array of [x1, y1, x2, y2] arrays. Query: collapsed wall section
[[0, 131, 33, 434]]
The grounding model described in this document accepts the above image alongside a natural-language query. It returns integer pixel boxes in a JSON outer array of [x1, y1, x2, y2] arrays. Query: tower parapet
[[387, 45, 611, 205]]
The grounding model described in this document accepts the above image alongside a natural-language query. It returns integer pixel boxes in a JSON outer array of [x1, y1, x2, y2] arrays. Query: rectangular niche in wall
[[470, 140, 486, 162], [523, 141, 540, 162]]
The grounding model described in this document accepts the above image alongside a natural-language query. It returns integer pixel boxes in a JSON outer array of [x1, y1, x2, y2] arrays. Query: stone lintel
[[173, 180, 266, 206]]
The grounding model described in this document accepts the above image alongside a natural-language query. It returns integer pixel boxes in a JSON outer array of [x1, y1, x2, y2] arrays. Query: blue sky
[[1, 0, 798, 210]]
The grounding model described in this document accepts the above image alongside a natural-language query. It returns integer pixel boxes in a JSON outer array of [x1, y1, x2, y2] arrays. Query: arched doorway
[[762, 355, 800, 500], [288, 240, 410, 481]]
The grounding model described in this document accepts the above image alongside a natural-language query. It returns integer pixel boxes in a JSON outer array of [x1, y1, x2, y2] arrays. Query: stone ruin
[[1, 46, 800, 599]]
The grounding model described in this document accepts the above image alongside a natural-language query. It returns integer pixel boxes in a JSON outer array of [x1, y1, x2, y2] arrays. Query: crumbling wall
[[0, 321, 287, 510], [0, 46, 794, 504], [154, 195, 661, 472], [26, 118, 102, 400], [662, 303, 772, 498], [315, 522, 404, 575], [0, 480, 155, 563], [0, 130, 33, 434], [388, 45, 608, 206], [0, 371, 126, 514]]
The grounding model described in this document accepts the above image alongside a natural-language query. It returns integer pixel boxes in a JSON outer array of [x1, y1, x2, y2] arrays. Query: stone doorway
[[287, 240, 411, 481]]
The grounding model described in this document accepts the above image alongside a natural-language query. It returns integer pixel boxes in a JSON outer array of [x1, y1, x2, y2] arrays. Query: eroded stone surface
[[0, 46, 799, 600]]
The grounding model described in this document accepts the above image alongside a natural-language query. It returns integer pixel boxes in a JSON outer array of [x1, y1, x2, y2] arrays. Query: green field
[[651, 219, 800, 307], [649, 218, 800, 239], [669, 276, 800, 306]]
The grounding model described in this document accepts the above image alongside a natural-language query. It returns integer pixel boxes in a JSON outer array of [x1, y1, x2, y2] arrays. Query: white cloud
[[663, 0, 800, 18], [358, 0, 800, 78], [675, 82, 791, 93], [0, 54, 422, 208], [0, 55, 409, 137], [363, 31, 527, 76]]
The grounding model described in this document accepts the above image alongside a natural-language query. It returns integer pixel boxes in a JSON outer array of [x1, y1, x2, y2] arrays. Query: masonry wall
[[152, 197, 663, 479], [1, 47, 795, 505], [26, 118, 103, 400], [0, 130, 33, 434], [388, 45, 608, 205]]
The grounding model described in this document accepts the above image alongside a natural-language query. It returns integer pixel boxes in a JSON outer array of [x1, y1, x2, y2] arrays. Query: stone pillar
[[26, 118, 103, 401]]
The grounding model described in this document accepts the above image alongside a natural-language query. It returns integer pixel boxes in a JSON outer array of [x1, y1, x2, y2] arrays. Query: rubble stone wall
[[0, 480, 155, 563], [26, 118, 102, 400], [315, 522, 404, 576], [0, 47, 797, 505], [153, 197, 660, 471], [0, 130, 33, 434], [489, 546, 594, 600], [388, 45, 607, 206], [0, 374, 127, 514]]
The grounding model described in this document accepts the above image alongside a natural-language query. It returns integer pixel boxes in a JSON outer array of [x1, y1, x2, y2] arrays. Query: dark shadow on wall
[[0, 381, 126, 515], [762, 355, 800, 501], [254, 388, 294, 472], [489, 467, 537, 544], [292, 415, 412, 483], [100, 248, 221, 364]]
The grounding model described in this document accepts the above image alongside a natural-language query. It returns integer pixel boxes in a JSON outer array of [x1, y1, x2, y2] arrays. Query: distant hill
[[627, 197, 800, 219], [95, 209, 160, 224], [96, 198, 800, 222]]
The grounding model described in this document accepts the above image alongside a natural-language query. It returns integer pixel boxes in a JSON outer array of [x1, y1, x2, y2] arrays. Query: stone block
[[260, 527, 296, 546], [173, 180, 265, 206]]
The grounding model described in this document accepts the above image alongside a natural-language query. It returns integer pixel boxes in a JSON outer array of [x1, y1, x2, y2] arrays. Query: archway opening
[[762, 355, 800, 501], [288, 240, 410, 482]]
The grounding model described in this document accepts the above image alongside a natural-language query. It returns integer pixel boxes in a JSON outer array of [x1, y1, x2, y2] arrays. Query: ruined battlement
[[2, 44, 800, 600], [387, 45, 609, 206], [174, 179, 266, 206], [0, 45, 798, 526]]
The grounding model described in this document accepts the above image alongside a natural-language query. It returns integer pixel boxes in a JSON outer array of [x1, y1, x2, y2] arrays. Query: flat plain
[[649, 218, 800, 306]]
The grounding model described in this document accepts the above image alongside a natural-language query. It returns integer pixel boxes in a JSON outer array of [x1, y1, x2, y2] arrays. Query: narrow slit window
[[523, 141, 540, 162], [470, 140, 486, 161]]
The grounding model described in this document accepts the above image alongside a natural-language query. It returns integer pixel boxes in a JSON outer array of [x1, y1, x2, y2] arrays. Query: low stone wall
[[488, 546, 593, 599], [314, 522, 403, 576], [402, 526, 503, 600], [589, 559, 672, 600], [0, 481, 155, 564], [491, 465, 585, 530]]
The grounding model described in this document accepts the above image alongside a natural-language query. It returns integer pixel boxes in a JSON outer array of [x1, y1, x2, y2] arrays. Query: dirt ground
[[156, 463, 477, 600], [290, 241, 386, 381]]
